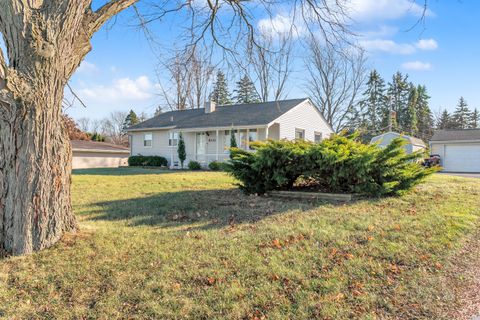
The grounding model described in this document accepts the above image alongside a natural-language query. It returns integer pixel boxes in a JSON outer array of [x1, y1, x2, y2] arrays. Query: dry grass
[[0, 168, 479, 319]]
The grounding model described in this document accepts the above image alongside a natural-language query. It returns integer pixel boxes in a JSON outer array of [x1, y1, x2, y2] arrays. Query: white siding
[[273, 100, 333, 141], [72, 151, 128, 169], [130, 130, 171, 157]]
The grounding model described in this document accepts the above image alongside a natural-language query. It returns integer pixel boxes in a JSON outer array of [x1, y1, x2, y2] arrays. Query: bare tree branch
[[88, 0, 138, 35]]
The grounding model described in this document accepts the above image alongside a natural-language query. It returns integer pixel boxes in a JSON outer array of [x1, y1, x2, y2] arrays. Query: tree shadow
[[86, 189, 338, 231], [73, 167, 175, 176]]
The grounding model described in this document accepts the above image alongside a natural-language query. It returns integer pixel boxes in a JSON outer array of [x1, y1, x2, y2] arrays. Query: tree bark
[[0, 0, 137, 256], [0, 88, 77, 255]]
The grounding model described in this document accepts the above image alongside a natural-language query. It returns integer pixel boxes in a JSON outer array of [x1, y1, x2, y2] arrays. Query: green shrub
[[188, 161, 202, 170], [225, 134, 438, 196], [128, 155, 168, 167], [208, 161, 223, 171]]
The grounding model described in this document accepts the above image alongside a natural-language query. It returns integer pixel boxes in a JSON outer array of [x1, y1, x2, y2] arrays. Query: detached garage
[[430, 129, 480, 173], [71, 140, 130, 169]]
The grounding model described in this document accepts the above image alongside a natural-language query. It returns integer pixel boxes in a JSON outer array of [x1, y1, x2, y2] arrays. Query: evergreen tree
[[233, 74, 261, 104], [437, 110, 452, 129], [210, 70, 231, 105], [358, 70, 387, 136], [230, 129, 237, 148], [452, 97, 471, 129], [177, 133, 186, 169], [469, 108, 479, 129], [122, 110, 139, 132], [404, 84, 418, 136], [385, 72, 410, 132], [415, 85, 434, 141]]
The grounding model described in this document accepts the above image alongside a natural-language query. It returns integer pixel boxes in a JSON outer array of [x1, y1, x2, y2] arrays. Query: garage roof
[[71, 140, 130, 153], [431, 129, 480, 141]]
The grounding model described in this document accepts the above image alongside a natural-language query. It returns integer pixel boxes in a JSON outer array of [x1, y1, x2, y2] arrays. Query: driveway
[[437, 172, 480, 179]]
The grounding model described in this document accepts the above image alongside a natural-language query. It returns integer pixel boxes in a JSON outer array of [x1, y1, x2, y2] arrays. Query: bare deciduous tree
[[0, 0, 355, 256], [250, 34, 293, 102], [100, 111, 129, 145], [305, 37, 368, 132], [77, 117, 91, 132], [157, 47, 214, 110]]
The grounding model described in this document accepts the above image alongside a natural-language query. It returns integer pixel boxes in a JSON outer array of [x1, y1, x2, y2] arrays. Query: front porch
[[168, 124, 279, 168]]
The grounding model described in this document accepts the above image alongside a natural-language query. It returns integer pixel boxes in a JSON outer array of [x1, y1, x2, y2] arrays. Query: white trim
[[430, 140, 480, 144], [127, 126, 176, 132], [171, 125, 265, 133]]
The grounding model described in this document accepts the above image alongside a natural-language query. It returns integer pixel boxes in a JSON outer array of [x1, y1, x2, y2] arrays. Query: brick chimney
[[205, 100, 216, 113]]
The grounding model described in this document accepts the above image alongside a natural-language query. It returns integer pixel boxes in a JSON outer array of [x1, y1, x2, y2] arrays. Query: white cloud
[[402, 60, 432, 71], [78, 76, 157, 102], [77, 61, 98, 75], [348, 0, 433, 22], [359, 25, 398, 38], [258, 14, 305, 38], [415, 38, 438, 50], [359, 39, 416, 55]]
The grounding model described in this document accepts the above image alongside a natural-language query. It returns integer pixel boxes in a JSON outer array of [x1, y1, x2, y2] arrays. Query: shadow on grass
[[87, 188, 341, 231], [73, 167, 176, 176]]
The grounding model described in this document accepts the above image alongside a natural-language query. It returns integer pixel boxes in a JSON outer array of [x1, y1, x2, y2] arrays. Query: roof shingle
[[71, 140, 129, 152], [127, 98, 309, 131]]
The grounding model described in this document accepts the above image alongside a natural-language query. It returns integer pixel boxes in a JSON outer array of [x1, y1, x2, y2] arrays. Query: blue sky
[[65, 0, 480, 122]]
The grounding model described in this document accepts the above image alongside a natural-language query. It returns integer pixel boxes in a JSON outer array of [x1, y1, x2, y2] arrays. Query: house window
[[314, 132, 322, 143], [144, 133, 152, 147], [295, 128, 305, 140], [248, 129, 258, 150], [169, 132, 179, 146]]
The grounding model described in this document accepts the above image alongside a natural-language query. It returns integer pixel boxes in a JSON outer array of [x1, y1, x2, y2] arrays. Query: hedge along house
[[127, 98, 334, 168]]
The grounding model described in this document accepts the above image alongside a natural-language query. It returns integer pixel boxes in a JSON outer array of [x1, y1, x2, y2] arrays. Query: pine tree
[[234, 74, 261, 104], [404, 84, 418, 136], [230, 129, 237, 148], [415, 85, 434, 140], [177, 133, 186, 168], [358, 70, 387, 136], [122, 110, 139, 132], [452, 97, 471, 129], [211, 70, 231, 105], [437, 110, 452, 129], [386, 72, 410, 132], [469, 108, 479, 129]]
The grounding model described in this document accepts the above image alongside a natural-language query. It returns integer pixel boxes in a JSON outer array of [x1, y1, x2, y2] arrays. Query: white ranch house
[[127, 98, 333, 168]]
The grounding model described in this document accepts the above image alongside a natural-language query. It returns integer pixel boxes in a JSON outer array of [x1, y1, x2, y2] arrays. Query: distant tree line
[[437, 97, 479, 130], [349, 70, 435, 142]]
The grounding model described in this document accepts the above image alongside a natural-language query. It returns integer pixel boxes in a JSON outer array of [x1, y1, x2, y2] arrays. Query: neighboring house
[[430, 129, 480, 173], [71, 140, 129, 169], [370, 132, 427, 154], [127, 98, 333, 167]]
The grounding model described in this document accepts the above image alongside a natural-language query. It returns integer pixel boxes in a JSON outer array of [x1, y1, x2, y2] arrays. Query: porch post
[[265, 125, 269, 140], [170, 131, 174, 168], [216, 129, 219, 161], [246, 128, 250, 150]]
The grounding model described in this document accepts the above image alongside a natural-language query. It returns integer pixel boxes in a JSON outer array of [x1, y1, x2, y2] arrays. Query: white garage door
[[444, 144, 480, 172]]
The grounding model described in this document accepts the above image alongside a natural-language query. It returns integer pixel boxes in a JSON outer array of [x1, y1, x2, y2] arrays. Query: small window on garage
[[314, 132, 322, 143], [295, 128, 305, 140], [144, 133, 152, 147]]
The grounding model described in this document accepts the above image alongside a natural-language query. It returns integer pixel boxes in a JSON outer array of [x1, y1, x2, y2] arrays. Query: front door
[[196, 132, 207, 162]]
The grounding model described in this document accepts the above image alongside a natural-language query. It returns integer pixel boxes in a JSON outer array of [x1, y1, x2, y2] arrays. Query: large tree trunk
[[0, 0, 137, 256], [0, 89, 77, 256]]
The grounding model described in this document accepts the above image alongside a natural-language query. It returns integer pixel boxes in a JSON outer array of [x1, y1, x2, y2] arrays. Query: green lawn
[[1, 169, 479, 319]]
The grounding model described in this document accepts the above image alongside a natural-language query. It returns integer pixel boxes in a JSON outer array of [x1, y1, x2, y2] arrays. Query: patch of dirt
[[445, 230, 480, 320]]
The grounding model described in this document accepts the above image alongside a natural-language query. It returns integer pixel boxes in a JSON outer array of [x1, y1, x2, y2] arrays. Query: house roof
[[127, 98, 310, 131], [71, 140, 130, 153], [370, 131, 426, 147], [430, 129, 480, 142]]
